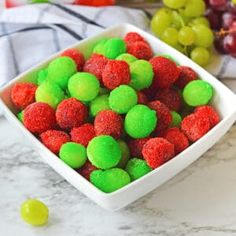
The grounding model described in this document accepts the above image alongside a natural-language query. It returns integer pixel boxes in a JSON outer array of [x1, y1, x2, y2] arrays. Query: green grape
[[192, 24, 214, 48], [232, 0, 236, 4], [161, 27, 179, 46], [174, 43, 185, 54], [189, 17, 210, 27], [163, 0, 186, 9], [178, 26, 195, 46], [21, 199, 49, 226], [184, 0, 206, 18], [179, 9, 192, 25], [171, 11, 183, 29], [191, 47, 210, 66], [151, 8, 172, 36]]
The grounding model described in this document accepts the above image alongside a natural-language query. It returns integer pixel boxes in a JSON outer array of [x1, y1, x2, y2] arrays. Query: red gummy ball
[[61, 48, 85, 71], [181, 113, 211, 142], [175, 66, 198, 89], [195, 105, 220, 128], [56, 98, 88, 130], [71, 123, 95, 147], [102, 60, 131, 89], [40, 130, 70, 154], [23, 102, 56, 134], [142, 137, 175, 169], [127, 41, 153, 60], [124, 32, 146, 44], [94, 110, 123, 139], [77, 160, 97, 180], [137, 91, 148, 105], [148, 100, 172, 133], [128, 137, 150, 158], [162, 128, 189, 154], [155, 88, 182, 111], [11, 82, 37, 110], [150, 56, 180, 89]]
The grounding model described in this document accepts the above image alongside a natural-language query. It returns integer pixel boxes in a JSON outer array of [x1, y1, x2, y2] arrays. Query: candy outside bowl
[[1, 23, 236, 211]]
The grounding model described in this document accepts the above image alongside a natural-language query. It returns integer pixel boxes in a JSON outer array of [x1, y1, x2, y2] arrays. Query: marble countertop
[[0, 115, 236, 236]]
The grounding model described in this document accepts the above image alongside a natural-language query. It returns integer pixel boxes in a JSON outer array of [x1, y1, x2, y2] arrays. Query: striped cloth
[[0, 3, 235, 93]]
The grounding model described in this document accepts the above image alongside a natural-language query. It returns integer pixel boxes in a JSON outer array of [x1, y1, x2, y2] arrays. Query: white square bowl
[[1, 23, 236, 211]]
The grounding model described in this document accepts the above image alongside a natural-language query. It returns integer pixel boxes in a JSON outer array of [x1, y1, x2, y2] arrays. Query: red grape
[[205, 8, 222, 30], [222, 12, 236, 29], [223, 33, 236, 57], [214, 35, 227, 54], [209, 0, 227, 11], [227, 1, 236, 14]]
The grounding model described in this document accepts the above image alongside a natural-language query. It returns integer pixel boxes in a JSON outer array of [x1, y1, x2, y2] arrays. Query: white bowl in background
[[0, 23, 236, 211]]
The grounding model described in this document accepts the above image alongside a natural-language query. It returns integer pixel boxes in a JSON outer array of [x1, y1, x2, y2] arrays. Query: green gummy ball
[[59, 142, 87, 169], [170, 111, 182, 127], [116, 53, 137, 65], [68, 72, 100, 102], [87, 135, 121, 169], [117, 139, 130, 168], [47, 56, 77, 89], [109, 85, 138, 114], [37, 69, 48, 85], [17, 111, 24, 123], [93, 39, 108, 54], [90, 168, 131, 193], [125, 158, 152, 181], [183, 80, 213, 106], [129, 60, 154, 90], [21, 199, 49, 226], [35, 81, 65, 109], [125, 105, 157, 138], [102, 38, 126, 59], [90, 94, 110, 117], [160, 54, 178, 64]]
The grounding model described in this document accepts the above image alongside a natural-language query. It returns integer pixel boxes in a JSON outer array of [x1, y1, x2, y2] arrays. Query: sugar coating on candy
[[56, 98, 88, 130], [155, 88, 182, 111], [124, 32, 146, 44], [93, 39, 108, 55], [102, 38, 126, 59], [77, 160, 97, 180], [61, 48, 85, 71], [35, 81, 65, 109], [90, 168, 130, 193], [117, 139, 130, 168], [162, 128, 189, 154], [23, 102, 56, 134], [89, 94, 110, 117], [40, 130, 70, 154], [83, 54, 108, 81], [47, 56, 77, 89], [125, 105, 157, 138], [21, 199, 49, 226], [37, 69, 48, 85], [87, 135, 121, 169], [175, 66, 198, 89], [183, 80, 213, 107], [125, 158, 152, 181], [129, 60, 154, 90], [128, 137, 150, 158], [127, 41, 153, 60], [94, 110, 123, 139], [170, 111, 182, 127], [109, 85, 137, 114], [116, 53, 137, 65], [150, 56, 180, 89], [11, 82, 37, 110], [70, 123, 95, 147], [142, 137, 175, 169], [195, 105, 220, 128], [59, 142, 87, 169], [137, 91, 148, 105], [148, 100, 172, 133], [181, 113, 211, 142], [102, 60, 131, 90], [68, 72, 100, 102]]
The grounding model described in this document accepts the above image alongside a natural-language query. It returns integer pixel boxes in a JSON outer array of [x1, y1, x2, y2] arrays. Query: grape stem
[[216, 28, 236, 37]]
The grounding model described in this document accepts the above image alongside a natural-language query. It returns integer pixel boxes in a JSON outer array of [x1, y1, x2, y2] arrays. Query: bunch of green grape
[[151, 0, 214, 66]]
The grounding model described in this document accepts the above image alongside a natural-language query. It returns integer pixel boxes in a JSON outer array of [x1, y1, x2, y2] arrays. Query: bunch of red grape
[[205, 0, 236, 57]]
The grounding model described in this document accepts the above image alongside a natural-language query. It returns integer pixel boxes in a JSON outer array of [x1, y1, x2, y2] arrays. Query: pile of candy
[[151, 0, 214, 66], [10, 31, 220, 193]]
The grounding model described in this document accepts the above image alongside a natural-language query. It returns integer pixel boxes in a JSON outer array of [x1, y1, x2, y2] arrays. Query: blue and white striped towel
[[0, 3, 235, 93]]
